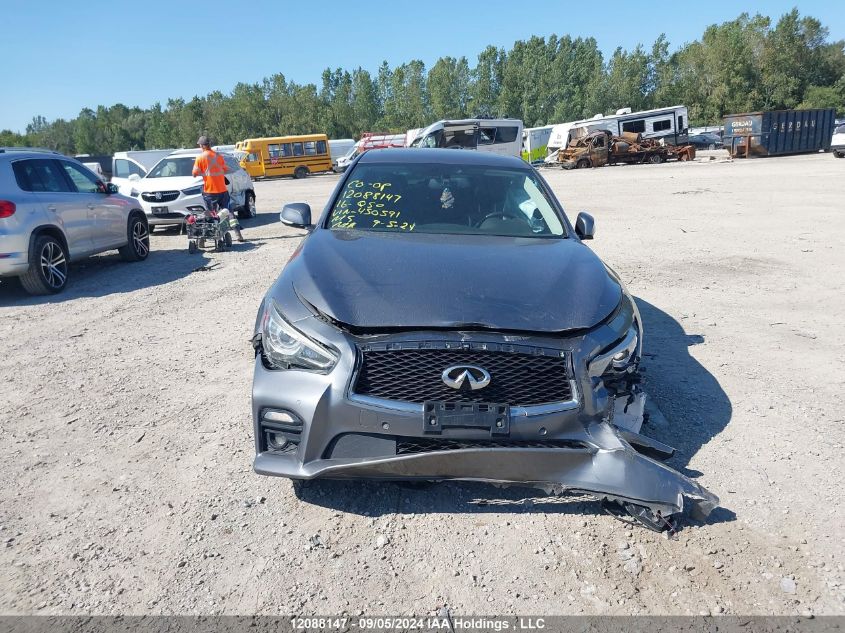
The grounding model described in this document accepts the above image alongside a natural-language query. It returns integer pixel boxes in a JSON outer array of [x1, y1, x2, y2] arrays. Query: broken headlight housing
[[589, 325, 640, 377], [261, 301, 338, 373]]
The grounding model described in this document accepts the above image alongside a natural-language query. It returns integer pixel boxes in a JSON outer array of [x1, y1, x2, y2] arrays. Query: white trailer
[[522, 125, 555, 164], [545, 106, 689, 163]]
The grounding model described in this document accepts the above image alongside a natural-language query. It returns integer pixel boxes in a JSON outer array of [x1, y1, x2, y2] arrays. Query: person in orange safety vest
[[192, 135, 244, 241]]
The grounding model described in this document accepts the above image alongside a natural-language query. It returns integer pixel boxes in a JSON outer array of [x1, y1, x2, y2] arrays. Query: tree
[[471, 46, 505, 117], [351, 68, 380, 134], [427, 56, 471, 120]]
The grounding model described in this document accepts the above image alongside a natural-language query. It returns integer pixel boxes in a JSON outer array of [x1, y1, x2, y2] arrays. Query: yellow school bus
[[237, 134, 332, 179]]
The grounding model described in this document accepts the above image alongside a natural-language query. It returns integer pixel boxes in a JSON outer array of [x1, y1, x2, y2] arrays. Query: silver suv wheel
[[20, 235, 68, 295]]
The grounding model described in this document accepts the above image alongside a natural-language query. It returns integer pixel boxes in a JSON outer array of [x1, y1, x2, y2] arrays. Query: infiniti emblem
[[441, 365, 491, 391]]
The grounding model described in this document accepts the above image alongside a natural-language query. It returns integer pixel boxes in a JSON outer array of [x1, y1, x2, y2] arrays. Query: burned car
[[251, 148, 717, 531]]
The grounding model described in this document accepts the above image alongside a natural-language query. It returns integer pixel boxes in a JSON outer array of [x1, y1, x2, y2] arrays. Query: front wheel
[[648, 153, 664, 164], [118, 214, 150, 262], [576, 159, 590, 169], [20, 234, 68, 295], [834, 151, 844, 158], [294, 166, 308, 179]]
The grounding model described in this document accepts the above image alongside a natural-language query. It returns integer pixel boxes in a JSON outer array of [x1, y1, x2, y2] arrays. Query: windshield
[[835, 124, 845, 135], [147, 157, 196, 178], [328, 163, 566, 238]]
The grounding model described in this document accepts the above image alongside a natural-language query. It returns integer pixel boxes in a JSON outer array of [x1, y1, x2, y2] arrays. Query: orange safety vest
[[192, 149, 228, 193]]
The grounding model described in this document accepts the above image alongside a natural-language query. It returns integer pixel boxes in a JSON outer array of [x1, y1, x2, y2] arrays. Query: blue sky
[[2, 0, 843, 132]]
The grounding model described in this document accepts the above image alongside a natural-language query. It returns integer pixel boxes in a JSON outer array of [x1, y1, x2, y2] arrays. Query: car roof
[[0, 147, 65, 160], [357, 148, 528, 168]]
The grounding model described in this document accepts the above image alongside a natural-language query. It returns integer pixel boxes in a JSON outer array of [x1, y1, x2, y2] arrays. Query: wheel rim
[[248, 196, 256, 217], [40, 241, 67, 289], [132, 220, 150, 257]]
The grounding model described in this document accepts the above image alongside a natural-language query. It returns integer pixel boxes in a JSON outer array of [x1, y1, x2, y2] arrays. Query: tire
[[708, 143, 716, 151], [188, 241, 198, 254], [224, 232, 232, 248], [834, 151, 844, 159], [294, 166, 308, 179], [648, 153, 664, 164], [20, 234, 69, 295], [238, 191, 256, 219], [118, 213, 150, 262], [576, 159, 590, 169]]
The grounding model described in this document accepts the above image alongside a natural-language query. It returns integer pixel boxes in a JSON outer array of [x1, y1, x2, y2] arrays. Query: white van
[[409, 119, 524, 157], [328, 139, 355, 168], [112, 149, 175, 192]]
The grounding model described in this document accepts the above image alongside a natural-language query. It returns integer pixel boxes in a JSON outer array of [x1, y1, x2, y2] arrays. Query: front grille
[[142, 190, 180, 202], [396, 438, 588, 455], [354, 347, 573, 407], [149, 212, 184, 219]]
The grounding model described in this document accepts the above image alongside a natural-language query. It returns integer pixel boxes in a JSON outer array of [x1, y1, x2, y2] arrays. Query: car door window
[[60, 161, 102, 193], [12, 159, 73, 192]]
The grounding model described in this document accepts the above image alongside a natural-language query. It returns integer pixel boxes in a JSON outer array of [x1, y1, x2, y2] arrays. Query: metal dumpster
[[722, 108, 835, 158]]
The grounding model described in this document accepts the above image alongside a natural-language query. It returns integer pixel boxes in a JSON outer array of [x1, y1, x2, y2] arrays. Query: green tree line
[[2, 9, 843, 155]]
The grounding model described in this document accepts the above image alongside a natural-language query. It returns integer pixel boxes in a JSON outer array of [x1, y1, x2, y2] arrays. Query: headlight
[[261, 301, 338, 372], [589, 325, 639, 376], [182, 185, 203, 196]]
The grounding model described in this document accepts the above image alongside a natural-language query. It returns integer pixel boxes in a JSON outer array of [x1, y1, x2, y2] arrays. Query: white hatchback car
[[124, 149, 257, 230]]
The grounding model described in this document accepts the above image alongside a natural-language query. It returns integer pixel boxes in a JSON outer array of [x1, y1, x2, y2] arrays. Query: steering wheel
[[474, 209, 528, 228]]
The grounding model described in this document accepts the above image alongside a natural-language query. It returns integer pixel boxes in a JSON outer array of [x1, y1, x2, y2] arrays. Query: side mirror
[[575, 211, 595, 240], [128, 174, 141, 183], [106, 182, 119, 194], [280, 202, 312, 228]]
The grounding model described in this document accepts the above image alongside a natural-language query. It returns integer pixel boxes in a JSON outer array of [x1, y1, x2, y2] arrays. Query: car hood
[[135, 176, 202, 192], [284, 229, 622, 332]]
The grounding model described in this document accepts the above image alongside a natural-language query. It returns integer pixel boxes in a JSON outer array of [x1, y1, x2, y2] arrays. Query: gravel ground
[[0, 151, 842, 616]]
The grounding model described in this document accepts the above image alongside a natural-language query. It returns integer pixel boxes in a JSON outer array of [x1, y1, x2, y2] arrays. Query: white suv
[[832, 123, 845, 158], [124, 149, 257, 230], [0, 148, 150, 295]]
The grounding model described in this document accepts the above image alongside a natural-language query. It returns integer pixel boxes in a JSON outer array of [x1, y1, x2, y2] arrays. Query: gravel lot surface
[[1, 151, 843, 616]]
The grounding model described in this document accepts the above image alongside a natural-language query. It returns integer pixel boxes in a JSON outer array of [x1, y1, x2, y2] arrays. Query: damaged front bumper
[[254, 404, 717, 529], [251, 291, 719, 532]]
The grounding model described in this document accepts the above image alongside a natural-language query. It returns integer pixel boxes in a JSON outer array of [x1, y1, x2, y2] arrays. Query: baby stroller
[[185, 201, 235, 253]]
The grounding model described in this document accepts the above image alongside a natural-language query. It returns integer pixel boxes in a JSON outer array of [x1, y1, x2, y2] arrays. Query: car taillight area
[[0, 200, 16, 218]]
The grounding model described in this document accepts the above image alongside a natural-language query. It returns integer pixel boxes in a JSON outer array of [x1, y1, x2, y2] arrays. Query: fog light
[[260, 408, 303, 454], [268, 433, 291, 451], [263, 410, 299, 424]]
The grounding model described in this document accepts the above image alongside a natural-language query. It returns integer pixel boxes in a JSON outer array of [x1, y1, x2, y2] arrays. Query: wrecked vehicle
[[251, 148, 717, 532], [550, 130, 695, 169]]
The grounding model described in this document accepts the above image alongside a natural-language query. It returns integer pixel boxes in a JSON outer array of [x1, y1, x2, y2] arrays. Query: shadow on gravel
[[635, 298, 733, 474], [0, 245, 209, 306], [292, 479, 736, 528], [244, 211, 287, 230]]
